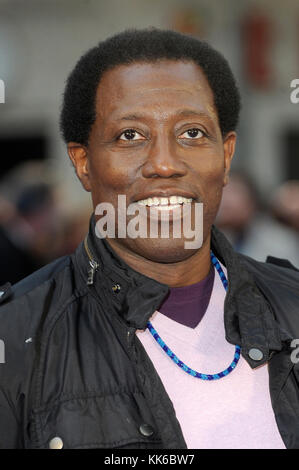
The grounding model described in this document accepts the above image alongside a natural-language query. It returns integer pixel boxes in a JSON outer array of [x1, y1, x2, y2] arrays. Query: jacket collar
[[74, 214, 284, 369], [74, 214, 169, 330], [210, 226, 284, 367]]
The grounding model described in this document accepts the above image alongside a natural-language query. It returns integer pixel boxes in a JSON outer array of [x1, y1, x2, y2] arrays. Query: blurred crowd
[[0, 161, 91, 286], [216, 172, 299, 268], [0, 162, 298, 287]]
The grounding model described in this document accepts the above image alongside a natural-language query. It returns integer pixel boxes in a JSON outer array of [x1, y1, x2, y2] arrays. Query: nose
[[141, 134, 187, 179]]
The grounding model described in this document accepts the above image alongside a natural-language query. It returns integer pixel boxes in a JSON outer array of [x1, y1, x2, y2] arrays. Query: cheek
[[197, 149, 225, 183], [200, 159, 225, 213], [89, 154, 133, 193]]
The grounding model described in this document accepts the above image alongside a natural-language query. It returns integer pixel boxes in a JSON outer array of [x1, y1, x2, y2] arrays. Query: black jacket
[[0, 216, 299, 449]]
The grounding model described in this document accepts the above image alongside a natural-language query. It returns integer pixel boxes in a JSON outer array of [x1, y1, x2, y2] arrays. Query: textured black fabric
[[0, 216, 299, 448], [266, 255, 299, 272]]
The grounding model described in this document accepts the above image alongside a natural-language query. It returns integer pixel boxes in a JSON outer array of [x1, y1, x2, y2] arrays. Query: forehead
[[94, 60, 217, 122]]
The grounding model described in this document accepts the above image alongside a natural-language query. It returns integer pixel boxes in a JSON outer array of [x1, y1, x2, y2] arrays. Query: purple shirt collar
[[158, 265, 215, 328]]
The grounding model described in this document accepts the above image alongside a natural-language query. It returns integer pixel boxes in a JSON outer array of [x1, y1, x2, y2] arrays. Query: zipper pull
[[87, 260, 99, 285], [127, 328, 136, 350]]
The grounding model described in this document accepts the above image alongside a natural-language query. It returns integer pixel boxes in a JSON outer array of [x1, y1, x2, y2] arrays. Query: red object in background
[[242, 10, 274, 89]]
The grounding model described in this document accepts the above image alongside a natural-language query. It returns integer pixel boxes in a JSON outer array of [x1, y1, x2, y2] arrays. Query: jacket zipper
[[84, 236, 99, 285]]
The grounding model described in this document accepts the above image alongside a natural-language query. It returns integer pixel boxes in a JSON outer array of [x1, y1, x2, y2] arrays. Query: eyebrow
[[116, 109, 215, 122]]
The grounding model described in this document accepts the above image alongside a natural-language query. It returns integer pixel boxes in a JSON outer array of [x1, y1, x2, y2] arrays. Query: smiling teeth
[[137, 196, 193, 206]]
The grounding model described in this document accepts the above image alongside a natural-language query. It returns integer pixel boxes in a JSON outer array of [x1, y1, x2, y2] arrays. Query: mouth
[[136, 195, 194, 210]]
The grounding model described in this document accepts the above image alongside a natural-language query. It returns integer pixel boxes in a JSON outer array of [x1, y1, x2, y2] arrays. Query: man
[[0, 28, 299, 449]]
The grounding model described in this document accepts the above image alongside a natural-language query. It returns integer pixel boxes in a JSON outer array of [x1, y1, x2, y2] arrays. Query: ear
[[222, 131, 237, 187], [67, 143, 91, 192]]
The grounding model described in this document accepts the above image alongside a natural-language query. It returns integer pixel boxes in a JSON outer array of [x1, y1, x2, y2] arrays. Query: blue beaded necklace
[[146, 251, 241, 380]]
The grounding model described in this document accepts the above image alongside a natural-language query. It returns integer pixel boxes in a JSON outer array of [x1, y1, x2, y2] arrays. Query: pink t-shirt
[[136, 264, 286, 449]]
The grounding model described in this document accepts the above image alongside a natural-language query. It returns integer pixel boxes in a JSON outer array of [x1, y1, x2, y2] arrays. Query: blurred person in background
[[0, 183, 60, 285], [54, 209, 93, 257], [216, 172, 299, 267], [0, 160, 90, 284], [270, 180, 299, 234], [0, 196, 16, 226]]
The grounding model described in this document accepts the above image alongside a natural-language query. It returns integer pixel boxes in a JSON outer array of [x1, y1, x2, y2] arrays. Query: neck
[[105, 235, 212, 287]]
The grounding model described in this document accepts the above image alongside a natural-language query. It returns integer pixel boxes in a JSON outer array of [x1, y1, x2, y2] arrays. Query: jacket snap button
[[139, 423, 154, 437], [112, 284, 121, 293], [248, 348, 263, 361], [49, 436, 63, 449]]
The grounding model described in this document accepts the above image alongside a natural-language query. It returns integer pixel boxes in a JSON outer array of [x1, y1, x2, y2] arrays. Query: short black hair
[[60, 28, 241, 145]]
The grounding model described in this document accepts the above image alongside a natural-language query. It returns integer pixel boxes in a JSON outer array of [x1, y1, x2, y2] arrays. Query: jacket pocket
[[29, 391, 163, 449]]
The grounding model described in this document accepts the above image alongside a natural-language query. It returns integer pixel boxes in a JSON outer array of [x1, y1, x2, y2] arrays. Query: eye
[[118, 129, 145, 141], [179, 128, 205, 139]]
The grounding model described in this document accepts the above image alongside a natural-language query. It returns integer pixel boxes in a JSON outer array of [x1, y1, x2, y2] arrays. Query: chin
[[131, 239, 200, 264]]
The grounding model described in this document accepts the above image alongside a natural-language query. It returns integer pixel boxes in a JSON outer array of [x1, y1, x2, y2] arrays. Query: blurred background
[[0, 0, 298, 284]]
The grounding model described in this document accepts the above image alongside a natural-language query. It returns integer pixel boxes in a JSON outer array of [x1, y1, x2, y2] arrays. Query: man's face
[[68, 60, 236, 263]]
